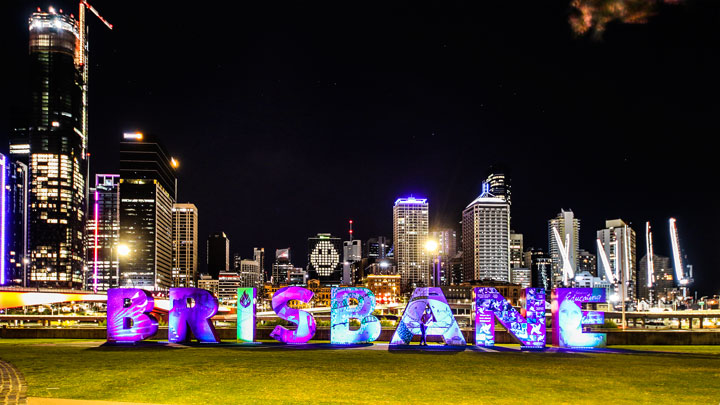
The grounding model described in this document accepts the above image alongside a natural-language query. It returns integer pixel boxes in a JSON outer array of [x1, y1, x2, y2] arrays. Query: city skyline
[[1, 1, 718, 295]]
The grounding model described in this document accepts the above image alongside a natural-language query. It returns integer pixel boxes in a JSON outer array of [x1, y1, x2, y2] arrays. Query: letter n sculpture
[[474, 287, 546, 349]]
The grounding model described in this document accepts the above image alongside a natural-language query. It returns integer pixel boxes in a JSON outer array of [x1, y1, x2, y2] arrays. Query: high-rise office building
[[343, 240, 362, 263], [639, 254, 674, 303], [365, 236, 390, 261], [430, 229, 457, 287], [462, 183, 510, 282], [308, 233, 343, 285], [597, 219, 637, 301], [119, 133, 177, 290], [510, 232, 523, 269], [485, 165, 511, 205], [207, 232, 230, 279], [393, 197, 430, 290], [218, 270, 242, 305], [253, 247, 265, 282], [577, 249, 597, 276], [25, 10, 87, 288], [1, 155, 28, 286], [548, 209, 580, 287], [239, 259, 262, 289], [172, 203, 198, 287], [85, 174, 120, 291], [271, 248, 292, 285], [511, 267, 532, 289]]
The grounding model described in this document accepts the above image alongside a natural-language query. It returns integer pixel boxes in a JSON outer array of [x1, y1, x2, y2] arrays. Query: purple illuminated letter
[[270, 286, 316, 344], [106, 288, 158, 343], [168, 288, 220, 343], [474, 287, 546, 349], [552, 288, 606, 348]]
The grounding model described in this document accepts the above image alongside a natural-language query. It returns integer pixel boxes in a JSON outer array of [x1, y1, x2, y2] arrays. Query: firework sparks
[[569, 0, 681, 38]]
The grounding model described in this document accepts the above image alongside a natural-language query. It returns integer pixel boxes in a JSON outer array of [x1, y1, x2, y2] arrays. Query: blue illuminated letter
[[330, 287, 381, 344]]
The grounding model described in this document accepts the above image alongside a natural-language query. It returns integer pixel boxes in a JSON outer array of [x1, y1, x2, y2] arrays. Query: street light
[[425, 239, 440, 287], [117, 244, 130, 287]]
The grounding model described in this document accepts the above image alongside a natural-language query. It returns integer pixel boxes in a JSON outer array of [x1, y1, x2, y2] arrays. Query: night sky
[[2, 1, 719, 296]]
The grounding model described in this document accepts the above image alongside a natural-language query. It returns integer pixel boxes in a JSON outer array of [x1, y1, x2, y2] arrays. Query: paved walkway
[[0, 360, 27, 405]]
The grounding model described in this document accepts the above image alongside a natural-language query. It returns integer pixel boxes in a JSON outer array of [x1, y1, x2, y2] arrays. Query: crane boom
[[81, 0, 113, 30]]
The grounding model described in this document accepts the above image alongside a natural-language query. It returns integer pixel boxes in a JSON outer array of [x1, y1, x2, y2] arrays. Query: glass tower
[[85, 174, 120, 291], [119, 134, 176, 291], [26, 10, 87, 288]]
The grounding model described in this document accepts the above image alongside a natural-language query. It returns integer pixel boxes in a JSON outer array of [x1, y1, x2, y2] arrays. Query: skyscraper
[[207, 232, 230, 279], [393, 197, 429, 290], [239, 259, 262, 289], [1, 154, 28, 286], [25, 10, 87, 288], [308, 233, 343, 285], [271, 248, 292, 285], [343, 240, 362, 263], [462, 183, 510, 282], [485, 165, 511, 205], [509, 232, 523, 269], [119, 133, 177, 290], [597, 219, 637, 302], [577, 249, 597, 276], [253, 247, 265, 279], [85, 174, 120, 291], [365, 236, 390, 261], [430, 229, 457, 286], [639, 254, 674, 303], [172, 203, 198, 287], [548, 209, 580, 287]]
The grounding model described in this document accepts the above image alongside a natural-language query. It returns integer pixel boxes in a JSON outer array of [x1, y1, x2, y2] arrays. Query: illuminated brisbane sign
[[106, 286, 607, 349]]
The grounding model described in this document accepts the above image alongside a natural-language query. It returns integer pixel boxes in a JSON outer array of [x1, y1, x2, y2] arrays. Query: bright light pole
[[425, 239, 440, 287], [117, 243, 130, 287]]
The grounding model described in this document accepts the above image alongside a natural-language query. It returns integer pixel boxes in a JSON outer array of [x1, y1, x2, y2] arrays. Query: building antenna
[[349, 219, 353, 241]]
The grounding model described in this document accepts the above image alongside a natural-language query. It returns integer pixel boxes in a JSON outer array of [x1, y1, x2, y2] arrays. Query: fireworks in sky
[[569, 0, 682, 38]]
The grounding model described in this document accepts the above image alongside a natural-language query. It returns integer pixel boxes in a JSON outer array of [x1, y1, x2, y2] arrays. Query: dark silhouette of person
[[419, 304, 434, 346]]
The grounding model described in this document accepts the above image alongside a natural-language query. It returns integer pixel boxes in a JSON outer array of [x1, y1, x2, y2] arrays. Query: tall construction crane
[[75, 0, 113, 153]]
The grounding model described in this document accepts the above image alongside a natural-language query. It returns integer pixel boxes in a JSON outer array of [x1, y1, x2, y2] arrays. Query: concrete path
[[0, 360, 27, 405]]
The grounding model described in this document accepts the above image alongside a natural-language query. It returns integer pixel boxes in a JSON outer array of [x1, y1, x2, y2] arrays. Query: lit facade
[[548, 209, 580, 287], [393, 197, 429, 291], [343, 240, 362, 263], [485, 166, 511, 205], [85, 174, 120, 291], [218, 271, 242, 305], [307, 233, 342, 285], [239, 259, 262, 289], [172, 203, 198, 287], [119, 135, 176, 290], [364, 274, 401, 304], [577, 249, 597, 276], [597, 219, 637, 302], [271, 248, 292, 285], [462, 184, 510, 282], [26, 11, 87, 288], [511, 267, 532, 288], [510, 232, 523, 269]]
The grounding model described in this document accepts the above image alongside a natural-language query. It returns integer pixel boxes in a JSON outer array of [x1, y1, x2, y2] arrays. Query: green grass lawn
[[1, 340, 719, 404]]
